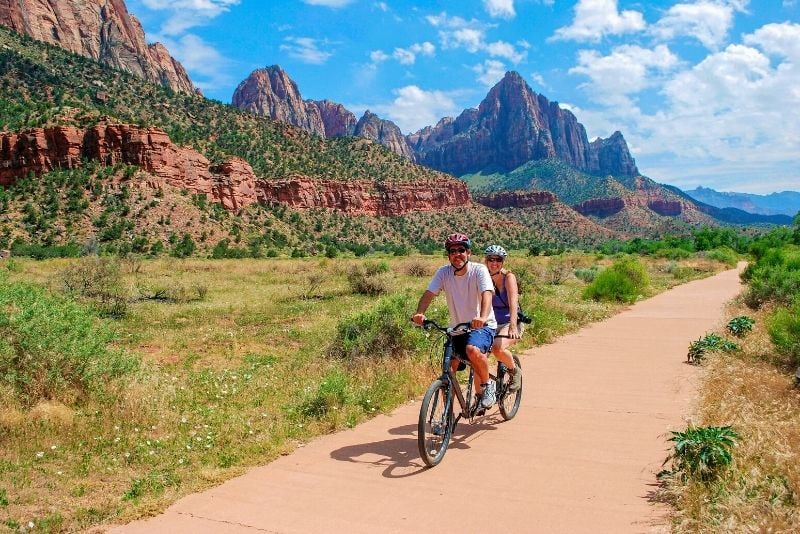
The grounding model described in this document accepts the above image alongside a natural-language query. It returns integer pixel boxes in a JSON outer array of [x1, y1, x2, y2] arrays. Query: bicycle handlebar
[[419, 319, 472, 336]]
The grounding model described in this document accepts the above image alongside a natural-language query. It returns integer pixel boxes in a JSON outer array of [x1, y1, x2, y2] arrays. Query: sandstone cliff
[[0, 0, 196, 94], [231, 65, 415, 159], [408, 71, 639, 178], [0, 125, 468, 215], [474, 190, 556, 209]]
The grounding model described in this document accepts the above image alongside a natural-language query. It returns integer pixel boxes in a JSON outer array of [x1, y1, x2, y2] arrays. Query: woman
[[484, 244, 522, 391]]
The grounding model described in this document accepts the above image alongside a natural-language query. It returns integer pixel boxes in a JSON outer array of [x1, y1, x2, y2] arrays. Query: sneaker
[[509, 367, 522, 392], [480, 381, 496, 408]]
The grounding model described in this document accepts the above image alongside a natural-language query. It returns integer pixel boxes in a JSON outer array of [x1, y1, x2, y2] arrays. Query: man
[[412, 232, 498, 408]]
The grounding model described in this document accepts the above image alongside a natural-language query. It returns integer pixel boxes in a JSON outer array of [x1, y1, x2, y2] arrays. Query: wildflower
[[50, 445, 57, 450], [35, 451, 44, 459]]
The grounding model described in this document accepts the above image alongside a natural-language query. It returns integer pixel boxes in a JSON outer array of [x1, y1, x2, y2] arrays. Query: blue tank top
[[492, 282, 512, 324]]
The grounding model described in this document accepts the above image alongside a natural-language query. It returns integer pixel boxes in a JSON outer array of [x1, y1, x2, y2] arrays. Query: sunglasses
[[485, 256, 504, 263], [448, 247, 468, 254]]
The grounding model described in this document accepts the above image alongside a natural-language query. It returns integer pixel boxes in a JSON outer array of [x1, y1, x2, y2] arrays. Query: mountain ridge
[[684, 186, 800, 217]]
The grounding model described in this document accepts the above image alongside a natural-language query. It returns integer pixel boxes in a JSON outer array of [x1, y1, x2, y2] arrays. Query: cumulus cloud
[[428, 11, 526, 63], [650, 1, 746, 50], [484, 0, 516, 19], [551, 0, 646, 42], [570, 21, 800, 191], [370, 42, 435, 66], [473, 59, 507, 87], [158, 33, 234, 93], [139, 0, 240, 35], [280, 37, 333, 64], [366, 85, 460, 133]]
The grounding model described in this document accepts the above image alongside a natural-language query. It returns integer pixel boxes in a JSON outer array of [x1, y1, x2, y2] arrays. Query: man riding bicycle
[[412, 233, 498, 408]]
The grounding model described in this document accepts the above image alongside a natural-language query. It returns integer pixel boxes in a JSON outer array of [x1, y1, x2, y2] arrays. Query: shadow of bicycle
[[329, 416, 501, 478]]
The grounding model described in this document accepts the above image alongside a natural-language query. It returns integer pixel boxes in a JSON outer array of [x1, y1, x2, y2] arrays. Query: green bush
[[767, 304, 800, 365], [331, 292, 431, 359], [59, 257, 128, 318], [706, 246, 739, 267], [667, 425, 739, 481], [742, 246, 800, 309], [346, 262, 391, 296], [298, 369, 349, 418], [583, 256, 648, 303], [0, 273, 138, 406], [687, 332, 739, 364], [655, 247, 692, 260], [573, 265, 599, 283]]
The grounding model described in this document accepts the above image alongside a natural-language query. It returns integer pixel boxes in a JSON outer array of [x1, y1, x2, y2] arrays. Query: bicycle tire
[[418, 379, 454, 467], [498, 355, 522, 420]]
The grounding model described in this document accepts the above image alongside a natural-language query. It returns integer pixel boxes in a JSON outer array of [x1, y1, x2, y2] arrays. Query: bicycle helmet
[[484, 244, 508, 258], [444, 233, 472, 251]]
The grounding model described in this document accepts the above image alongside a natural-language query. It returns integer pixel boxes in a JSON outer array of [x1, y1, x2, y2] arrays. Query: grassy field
[[0, 252, 729, 532]]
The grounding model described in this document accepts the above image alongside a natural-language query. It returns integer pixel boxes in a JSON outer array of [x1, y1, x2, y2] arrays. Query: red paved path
[[110, 266, 743, 533]]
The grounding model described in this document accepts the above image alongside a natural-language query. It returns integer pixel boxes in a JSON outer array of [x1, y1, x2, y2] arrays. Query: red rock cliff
[[0, 125, 468, 215], [475, 190, 556, 209], [0, 0, 196, 94]]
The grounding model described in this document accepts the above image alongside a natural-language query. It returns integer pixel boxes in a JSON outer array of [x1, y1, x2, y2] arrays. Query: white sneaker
[[480, 381, 496, 408]]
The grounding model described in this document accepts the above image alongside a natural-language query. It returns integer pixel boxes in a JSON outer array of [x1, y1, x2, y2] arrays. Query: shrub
[[346, 262, 391, 296], [687, 332, 739, 364], [742, 246, 800, 309], [298, 369, 349, 418], [331, 292, 429, 359], [405, 260, 430, 278], [59, 257, 128, 318], [655, 247, 692, 260], [583, 256, 648, 303], [726, 315, 755, 337], [767, 304, 800, 365], [573, 265, 599, 283], [666, 425, 739, 481], [0, 274, 138, 406], [706, 246, 738, 267]]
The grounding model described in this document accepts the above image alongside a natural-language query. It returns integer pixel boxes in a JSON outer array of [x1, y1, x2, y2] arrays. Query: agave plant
[[668, 425, 740, 481], [726, 315, 755, 337]]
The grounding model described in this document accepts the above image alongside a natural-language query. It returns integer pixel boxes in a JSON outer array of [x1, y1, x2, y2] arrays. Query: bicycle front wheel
[[418, 378, 453, 467], [499, 355, 522, 421]]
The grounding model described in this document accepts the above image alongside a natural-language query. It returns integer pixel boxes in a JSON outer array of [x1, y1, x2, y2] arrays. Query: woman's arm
[[506, 272, 521, 338]]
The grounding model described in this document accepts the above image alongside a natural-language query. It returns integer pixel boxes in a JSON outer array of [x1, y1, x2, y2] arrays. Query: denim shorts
[[453, 326, 496, 358]]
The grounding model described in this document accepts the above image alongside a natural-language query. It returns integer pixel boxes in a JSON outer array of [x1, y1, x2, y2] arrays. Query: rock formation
[[0, 0, 196, 94], [0, 125, 467, 215], [474, 190, 556, 209], [231, 65, 415, 159], [407, 71, 639, 178], [353, 111, 415, 160], [573, 197, 626, 218]]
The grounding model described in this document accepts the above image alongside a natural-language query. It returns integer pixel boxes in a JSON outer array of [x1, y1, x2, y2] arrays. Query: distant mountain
[[0, 0, 196, 94], [232, 65, 414, 159], [684, 186, 800, 217], [663, 186, 794, 225], [407, 71, 638, 178]]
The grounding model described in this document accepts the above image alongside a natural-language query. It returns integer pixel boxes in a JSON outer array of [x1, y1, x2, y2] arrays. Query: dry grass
[[666, 300, 800, 533], [0, 252, 729, 532]]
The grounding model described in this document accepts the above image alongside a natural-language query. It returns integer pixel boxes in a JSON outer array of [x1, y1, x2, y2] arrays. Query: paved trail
[[112, 266, 744, 534]]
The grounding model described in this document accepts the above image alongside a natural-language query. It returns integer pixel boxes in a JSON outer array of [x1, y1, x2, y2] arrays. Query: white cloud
[[744, 22, 800, 60], [484, 0, 516, 19], [428, 12, 525, 64], [485, 40, 526, 63], [448, 28, 486, 52], [569, 44, 679, 106], [650, 1, 745, 50], [366, 85, 460, 133], [280, 37, 333, 64], [375, 2, 389, 11], [411, 42, 436, 56], [371, 42, 435, 66], [473, 59, 507, 87], [551, 0, 646, 42], [139, 0, 240, 35], [158, 33, 233, 93], [370, 50, 390, 63], [393, 48, 416, 65], [301, 0, 354, 7]]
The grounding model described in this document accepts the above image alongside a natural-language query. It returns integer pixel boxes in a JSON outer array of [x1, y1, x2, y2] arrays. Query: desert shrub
[[742, 245, 800, 309], [59, 257, 128, 318], [706, 246, 738, 267], [298, 368, 349, 418], [544, 257, 573, 285], [767, 305, 800, 365], [655, 247, 692, 260], [666, 425, 739, 482], [331, 292, 430, 359], [346, 262, 391, 296], [0, 273, 138, 406], [726, 315, 755, 337], [405, 259, 430, 277], [573, 265, 599, 283], [583, 256, 648, 303], [136, 281, 205, 303]]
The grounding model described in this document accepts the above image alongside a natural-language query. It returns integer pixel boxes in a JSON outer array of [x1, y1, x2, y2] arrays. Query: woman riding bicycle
[[412, 233, 498, 408], [484, 244, 522, 392]]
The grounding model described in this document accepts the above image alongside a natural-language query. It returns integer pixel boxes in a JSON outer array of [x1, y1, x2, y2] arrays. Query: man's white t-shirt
[[427, 261, 497, 329]]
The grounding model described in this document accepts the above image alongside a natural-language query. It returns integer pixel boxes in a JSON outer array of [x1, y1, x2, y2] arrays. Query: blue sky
[[126, 0, 799, 194]]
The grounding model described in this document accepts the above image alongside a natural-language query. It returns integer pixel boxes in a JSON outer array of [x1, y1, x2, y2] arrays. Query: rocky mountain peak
[[0, 0, 197, 94]]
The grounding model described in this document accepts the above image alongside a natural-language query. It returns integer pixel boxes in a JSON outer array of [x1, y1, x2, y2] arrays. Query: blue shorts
[[453, 326, 496, 359]]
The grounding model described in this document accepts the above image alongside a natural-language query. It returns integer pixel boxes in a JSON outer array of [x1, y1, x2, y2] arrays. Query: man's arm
[[471, 289, 493, 328], [412, 290, 436, 326]]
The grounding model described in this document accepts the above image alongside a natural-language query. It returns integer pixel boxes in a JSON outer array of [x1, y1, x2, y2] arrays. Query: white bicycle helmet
[[484, 244, 508, 257]]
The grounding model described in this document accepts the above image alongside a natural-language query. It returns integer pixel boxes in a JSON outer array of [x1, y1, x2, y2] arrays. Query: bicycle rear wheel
[[498, 355, 522, 420], [418, 379, 454, 467]]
